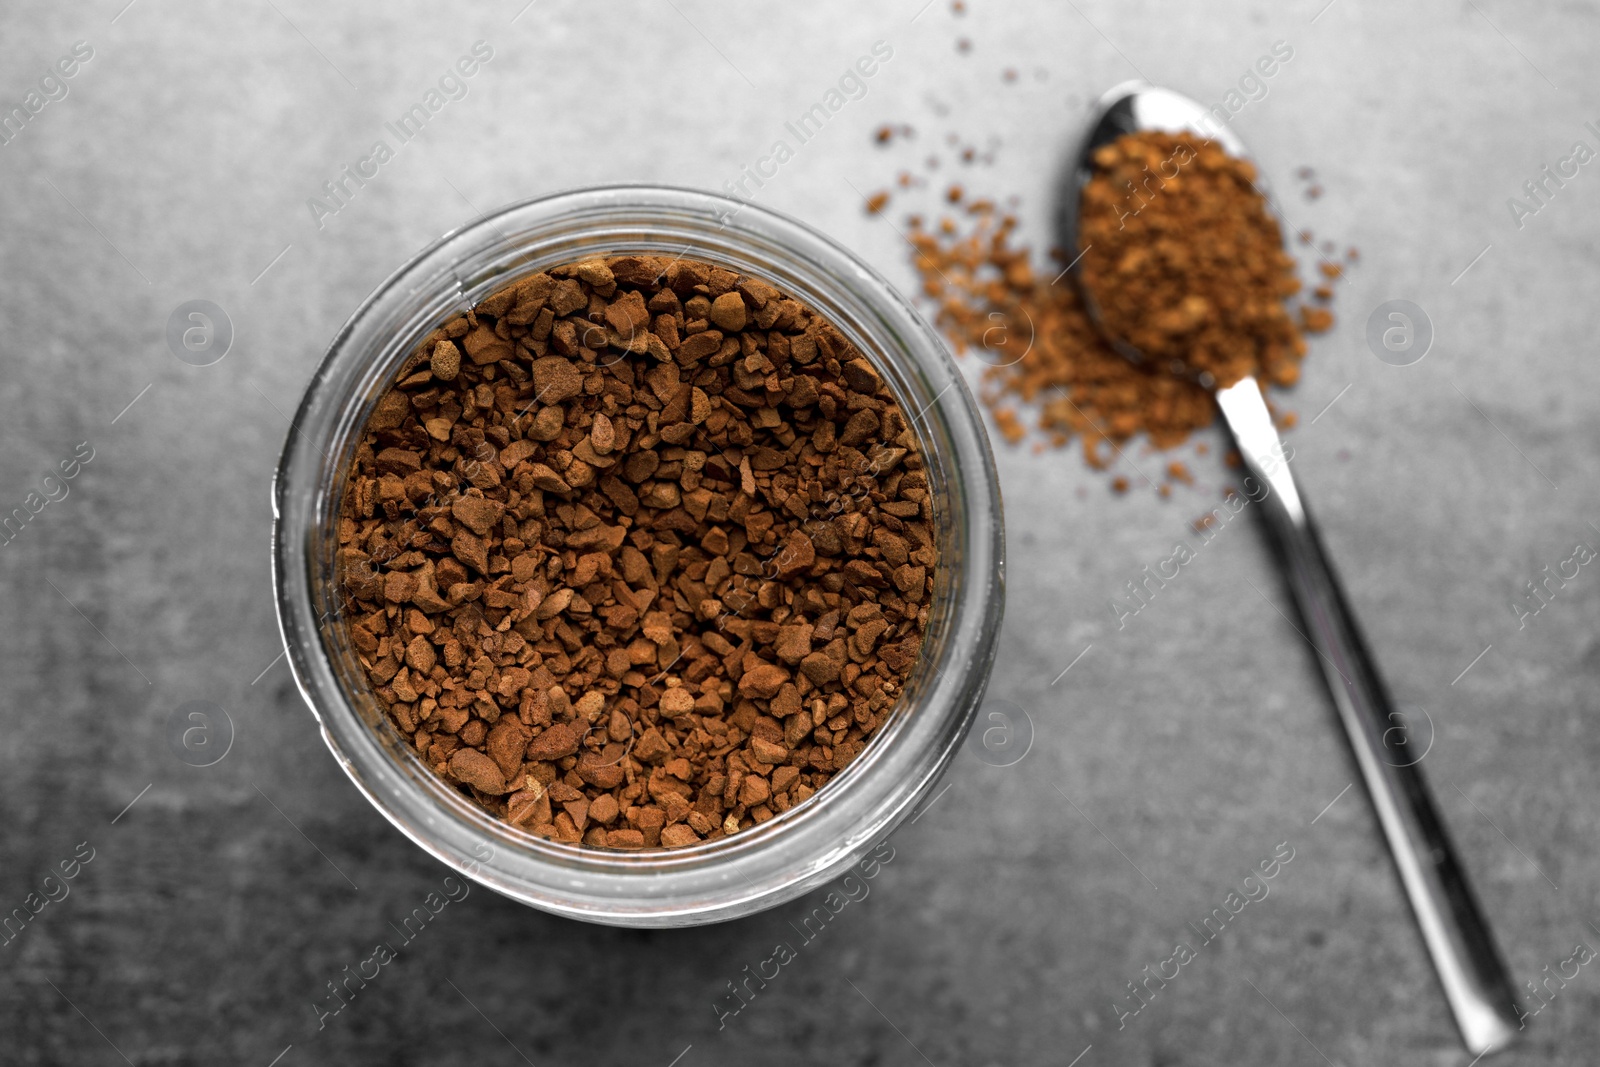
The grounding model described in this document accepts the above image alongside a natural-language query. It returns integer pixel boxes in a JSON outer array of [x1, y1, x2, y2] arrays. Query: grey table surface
[[3, 1, 1598, 1064]]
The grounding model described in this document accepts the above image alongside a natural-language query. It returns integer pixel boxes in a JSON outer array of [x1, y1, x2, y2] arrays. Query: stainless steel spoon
[[1063, 81, 1521, 1056]]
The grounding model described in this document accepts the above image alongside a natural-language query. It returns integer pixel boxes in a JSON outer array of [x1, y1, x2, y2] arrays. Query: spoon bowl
[[1061, 82, 1268, 387], [1060, 81, 1249, 275]]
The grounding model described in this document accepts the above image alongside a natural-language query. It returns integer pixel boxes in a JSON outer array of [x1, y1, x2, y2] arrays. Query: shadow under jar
[[272, 186, 1005, 927]]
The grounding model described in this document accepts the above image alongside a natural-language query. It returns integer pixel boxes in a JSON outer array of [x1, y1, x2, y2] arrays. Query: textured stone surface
[[1, 2, 1597, 1064]]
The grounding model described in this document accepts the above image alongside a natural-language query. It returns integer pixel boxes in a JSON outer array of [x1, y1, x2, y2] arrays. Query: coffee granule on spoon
[[904, 153, 1337, 485], [337, 256, 936, 850], [1078, 130, 1306, 389]]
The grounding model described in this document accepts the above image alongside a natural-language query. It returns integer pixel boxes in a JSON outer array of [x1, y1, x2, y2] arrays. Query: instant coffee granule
[[911, 208, 1223, 469], [1078, 130, 1305, 389], [906, 165, 1338, 486], [336, 256, 936, 850]]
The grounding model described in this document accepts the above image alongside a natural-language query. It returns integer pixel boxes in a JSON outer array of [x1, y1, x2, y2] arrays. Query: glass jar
[[271, 186, 1005, 927]]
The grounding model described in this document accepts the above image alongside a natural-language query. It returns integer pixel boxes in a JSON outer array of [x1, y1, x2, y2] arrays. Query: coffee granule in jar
[[1078, 130, 1305, 389], [335, 256, 937, 850]]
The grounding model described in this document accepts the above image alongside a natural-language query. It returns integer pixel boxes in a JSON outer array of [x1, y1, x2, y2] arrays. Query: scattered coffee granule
[[912, 209, 1217, 468], [1300, 306, 1334, 333], [906, 191, 1329, 481], [1078, 131, 1305, 390], [874, 124, 915, 146], [336, 256, 937, 850], [992, 407, 1024, 445], [1295, 166, 1324, 201], [865, 191, 890, 215]]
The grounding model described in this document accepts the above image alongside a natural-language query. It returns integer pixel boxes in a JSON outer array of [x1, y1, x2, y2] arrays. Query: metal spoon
[[1063, 81, 1521, 1056]]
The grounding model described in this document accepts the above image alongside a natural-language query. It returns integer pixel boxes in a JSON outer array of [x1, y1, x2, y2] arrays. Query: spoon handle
[[1215, 376, 1521, 1055]]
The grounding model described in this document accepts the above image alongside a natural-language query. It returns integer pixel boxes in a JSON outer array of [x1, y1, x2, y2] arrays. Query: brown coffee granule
[[906, 170, 1337, 480], [874, 124, 915, 147], [911, 209, 1221, 467], [336, 256, 936, 850], [1300, 306, 1333, 333], [1078, 131, 1305, 389]]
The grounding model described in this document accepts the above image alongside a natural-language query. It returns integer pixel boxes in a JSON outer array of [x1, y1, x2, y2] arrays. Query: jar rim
[[271, 184, 1005, 926]]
